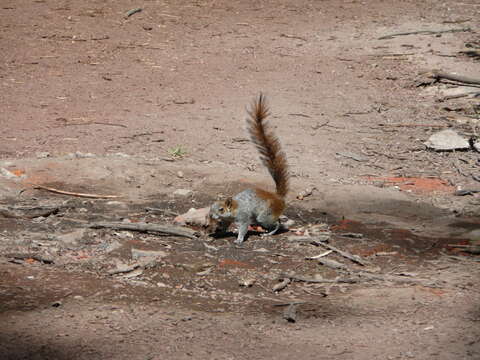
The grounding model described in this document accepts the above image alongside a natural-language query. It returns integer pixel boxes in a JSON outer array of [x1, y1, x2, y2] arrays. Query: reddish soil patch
[[367, 176, 455, 194]]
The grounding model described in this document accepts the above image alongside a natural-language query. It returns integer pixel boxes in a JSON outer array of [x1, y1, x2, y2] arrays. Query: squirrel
[[209, 93, 289, 244]]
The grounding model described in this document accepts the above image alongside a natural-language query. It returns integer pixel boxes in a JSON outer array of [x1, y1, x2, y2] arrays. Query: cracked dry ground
[[1, 0, 480, 359]]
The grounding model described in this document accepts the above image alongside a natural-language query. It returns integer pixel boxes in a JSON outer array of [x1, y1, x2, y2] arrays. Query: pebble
[[173, 189, 193, 197], [36, 152, 51, 159], [424, 129, 470, 151]]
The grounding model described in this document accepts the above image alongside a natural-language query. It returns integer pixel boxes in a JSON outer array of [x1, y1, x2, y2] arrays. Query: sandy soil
[[1, 0, 480, 359]]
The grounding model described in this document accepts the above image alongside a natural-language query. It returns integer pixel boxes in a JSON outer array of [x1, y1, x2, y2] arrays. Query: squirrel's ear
[[224, 197, 233, 208]]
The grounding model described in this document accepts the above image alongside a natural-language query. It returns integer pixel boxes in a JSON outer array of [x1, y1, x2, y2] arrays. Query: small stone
[[36, 152, 51, 159], [173, 189, 193, 197], [174, 207, 209, 226], [473, 141, 480, 152], [105, 201, 128, 209], [0, 168, 25, 181], [424, 129, 470, 151], [239, 278, 256, 287], [177, 171, 184, 178], [69, 151, 96, 158]]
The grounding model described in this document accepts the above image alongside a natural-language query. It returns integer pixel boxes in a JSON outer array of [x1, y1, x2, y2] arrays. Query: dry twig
[[34, 184, 120, 199], [378, 27, 471, 40]]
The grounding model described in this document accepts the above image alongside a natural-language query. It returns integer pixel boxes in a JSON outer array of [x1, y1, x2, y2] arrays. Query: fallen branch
[[280, 273, 358, 284], [447, 244, 480, 254], [0, 205, 60, 219], [378, 27, 471, 40], [317, 258, 350, 271], [315, 242, 369, 266], [430, 70, 480, 86], [356, 271, 440, 286], [34, 184, 120, 199], [88, 221, 198, 238]]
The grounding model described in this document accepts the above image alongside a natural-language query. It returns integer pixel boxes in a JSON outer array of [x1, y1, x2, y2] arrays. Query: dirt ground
[[1, 0, 480, 359]]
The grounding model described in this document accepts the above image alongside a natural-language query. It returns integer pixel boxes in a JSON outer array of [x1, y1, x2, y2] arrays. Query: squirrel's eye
[[218, 207, 224, 212]]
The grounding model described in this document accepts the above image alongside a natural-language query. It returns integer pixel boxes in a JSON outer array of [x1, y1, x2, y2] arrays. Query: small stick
[[306, 250, 332, 259], [280, 33, 307, 42], [88, 221, 197, 239], [315, 242, 369, 266], [34, 184, 120, 199], [378, 27, 471, 40], [125, 7, 142, 18], [273, 278, 291, 292], [378, 123, 450, 128]]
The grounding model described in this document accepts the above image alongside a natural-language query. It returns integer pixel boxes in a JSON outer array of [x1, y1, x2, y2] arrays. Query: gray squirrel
[[209, 94, 289, 244]]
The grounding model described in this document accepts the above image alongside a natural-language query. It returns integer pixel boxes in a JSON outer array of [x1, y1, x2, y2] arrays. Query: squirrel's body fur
[[209, 94, 289, 244]]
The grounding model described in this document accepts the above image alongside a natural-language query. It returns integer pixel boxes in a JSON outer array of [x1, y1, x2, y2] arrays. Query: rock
[[104, 240, 122, 253], [131, 248, 168, 260], [0, 167, 25, 181], [105, 201, 128, 209], [137, 256, 160, 269], [174, 207, 210, 226], [465, 229, 480, 242], [424, 129, 470, 151], [473, 141, 480, 152], [55, 229, 87, 246], [173, 189, 193, 197]]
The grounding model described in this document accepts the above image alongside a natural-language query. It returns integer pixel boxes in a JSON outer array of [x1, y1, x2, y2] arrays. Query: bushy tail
[[246, 93, 289, 198]]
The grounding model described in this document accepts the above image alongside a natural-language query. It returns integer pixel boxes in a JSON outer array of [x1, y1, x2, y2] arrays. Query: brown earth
[[1, 0, 480, 359]]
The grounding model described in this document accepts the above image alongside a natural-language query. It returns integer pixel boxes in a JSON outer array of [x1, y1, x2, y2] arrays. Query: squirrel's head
[[209, 197, 237, 220], [207, 197, 237, 234]]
